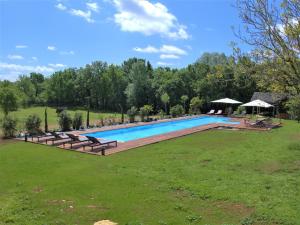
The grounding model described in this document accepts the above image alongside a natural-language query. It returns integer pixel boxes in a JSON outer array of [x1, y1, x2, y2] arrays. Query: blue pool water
[[84, 116, 239, 142]]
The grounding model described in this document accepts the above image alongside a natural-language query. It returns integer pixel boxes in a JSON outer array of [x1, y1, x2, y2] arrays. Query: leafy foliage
[[25, 114, 42, 135], [72, 112, 83, 130], [0, 87, 18, 115], [287, 96, 300, 122], [189, 97, 204, 114], [139, 105, 153, 122], [1, 115, 17, 138], [58, 111, 72, 131], [127, 106, 138, 123], [170, 104, 184, 117]]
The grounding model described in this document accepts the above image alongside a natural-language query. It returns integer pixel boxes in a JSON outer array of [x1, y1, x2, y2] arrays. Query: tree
[[25, 114, 42, 135], [1, 115, 17, 138], [73, 112, 83, 130], [44, 107, 48, 132], [0, 87, 18, 115], [181, 95, 189, 113], [190, 97, 204, 114], [235, 0, 300, 94], [197, 52, 229, 66], [287, 96, 300, 122], [127, 106, 138, 123], [161, 93, 170, 114], [139, 105, 153, 122], [170, 105, 184, 117], [58, 111, 72, 131]]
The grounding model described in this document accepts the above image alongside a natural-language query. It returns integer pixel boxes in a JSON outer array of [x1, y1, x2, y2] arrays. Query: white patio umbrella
[[211, 98, 242, 115], [241, 99, 274, 115], [211, 98, 242, 104]]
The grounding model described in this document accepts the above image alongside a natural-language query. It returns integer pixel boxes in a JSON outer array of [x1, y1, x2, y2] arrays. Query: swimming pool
[[84, 116, 239, 142]]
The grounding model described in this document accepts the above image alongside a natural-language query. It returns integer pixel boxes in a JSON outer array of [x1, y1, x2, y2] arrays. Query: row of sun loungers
[[207, 109, 222, 115], [28, 132, 118, 155]]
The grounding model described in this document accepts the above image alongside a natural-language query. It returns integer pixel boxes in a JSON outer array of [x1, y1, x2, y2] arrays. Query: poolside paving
[[24, 116, 277, 156]]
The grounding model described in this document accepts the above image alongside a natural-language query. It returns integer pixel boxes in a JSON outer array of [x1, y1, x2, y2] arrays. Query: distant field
[[0, 106, 124, 130], [0, 120, 299, 224]]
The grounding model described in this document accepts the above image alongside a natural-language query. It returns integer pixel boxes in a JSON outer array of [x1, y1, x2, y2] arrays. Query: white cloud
[[48, 63, 67, 68], [16, 45, 28, 49], [113, 0, 189, 39], [59, 50, 75, 55], [160, 45, 187, 55], [86, 2, 99, 12], [31, 57, 38, 61], [157, 61, 173, 66], [133, 44, 187, 57], [7, 54, 24, 60], [0, 62, 55, 81], [56, 3, 67, 11], [133, 45, 159, 53], [54, 2, 95, 23], [47, 46, 57, 51], [69, 9, 94, 23], [160, 54, 180, 59]]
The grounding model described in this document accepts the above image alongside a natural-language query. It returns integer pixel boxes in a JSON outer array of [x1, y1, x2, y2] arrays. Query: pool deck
[[61, 116, 272, 156], [25, 115, 278, 156]]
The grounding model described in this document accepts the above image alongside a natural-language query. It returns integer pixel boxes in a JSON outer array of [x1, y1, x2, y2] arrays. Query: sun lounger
[[44, 132, 71, 145], [215, 110, 222, 115], [29, 132, 53, 142], [63, 133, 92, 149], [207, 109, 215, 115], [84, 136, 118, 152]]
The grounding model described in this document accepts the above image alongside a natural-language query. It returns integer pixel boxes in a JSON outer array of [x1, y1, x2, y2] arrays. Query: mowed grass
[[0, 107, 123, 130], [0, 121, 300, 225]]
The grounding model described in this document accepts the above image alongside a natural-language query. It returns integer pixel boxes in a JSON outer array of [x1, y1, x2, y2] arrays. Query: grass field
[[0, 107, 124, 130], [1, 120, 300, 225]]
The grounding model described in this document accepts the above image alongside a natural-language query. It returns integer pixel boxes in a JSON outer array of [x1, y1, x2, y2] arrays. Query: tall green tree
[[161, 93, 170, 114], [0, 87, 19, 115]]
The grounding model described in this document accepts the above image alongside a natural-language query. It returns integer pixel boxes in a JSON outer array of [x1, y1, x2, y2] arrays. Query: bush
[[127, 106, 138, 123], [236, 105, 246, 114], [170, 105, 184, 118], [158, 109, 165, 119], [58, 110, 72, 131], [139, 105, 153, 122], [72, 112, 83, 130], [189, 97, 203, 114], [1, 115, 18, 138], [287, 96, 300, 122], [25, 114, 42, 135]]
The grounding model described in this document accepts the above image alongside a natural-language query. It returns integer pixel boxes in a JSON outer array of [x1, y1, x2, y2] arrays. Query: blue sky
[[0, 0, 250, 81]]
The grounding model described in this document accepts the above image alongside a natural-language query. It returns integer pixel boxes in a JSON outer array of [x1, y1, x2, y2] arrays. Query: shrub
[[139, 105, 153, 122], [72, 112, 83, 130], [25, 114, 42, 135], [189, 97, 203, 114], [1, 115, 18, 138], [236, 105, 246, 114], [287, 96, 300, 122], [158, 109, 165, 119], [170, 105, 184, 117], [0, 87, 19, 115], [58, 110, 72, 131], [127, 106, 138, 123]]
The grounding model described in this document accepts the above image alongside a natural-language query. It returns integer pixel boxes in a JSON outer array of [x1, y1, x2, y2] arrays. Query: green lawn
[[0, 120, 300, 225], [0, 107, 123, 130]]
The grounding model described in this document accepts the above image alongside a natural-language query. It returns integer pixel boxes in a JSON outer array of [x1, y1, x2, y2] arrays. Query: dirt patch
[[214, 201, 254, 218], [259, 161, 282, 174], [94, 220, 117, 225], [32, 186, 43, 193], [0, 138, 17, 146], [288, 160, 300, 171], [47, 199, 74, 205]]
